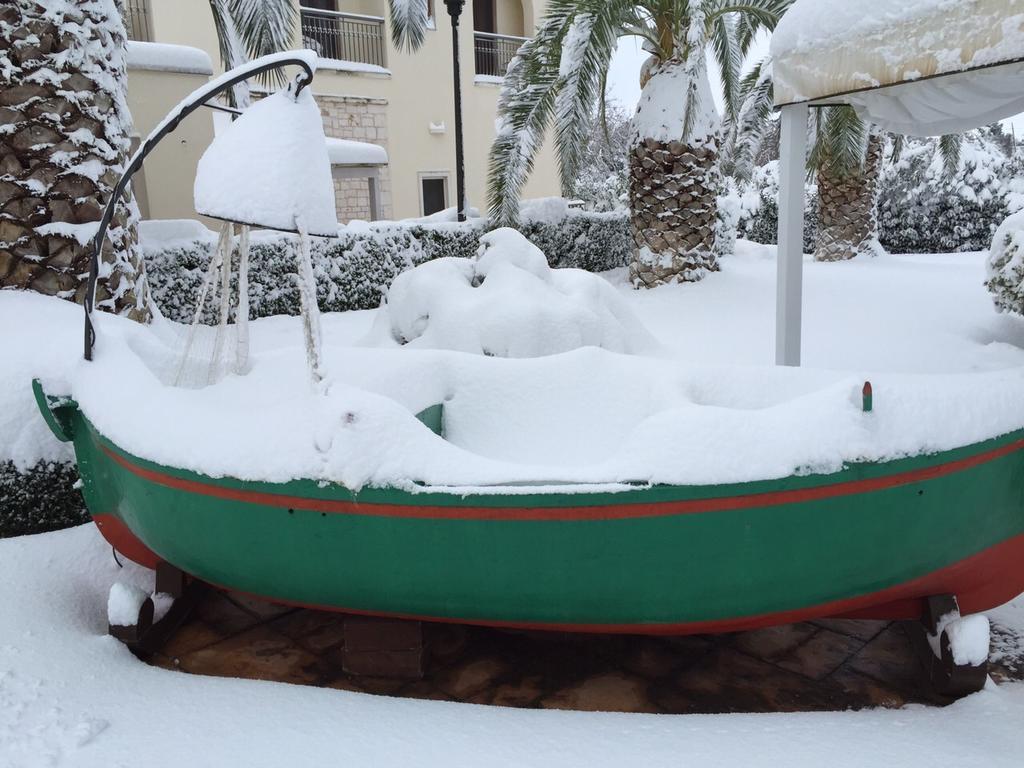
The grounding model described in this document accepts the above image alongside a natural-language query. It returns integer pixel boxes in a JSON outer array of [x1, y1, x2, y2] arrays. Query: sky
[[605, 33, 771, 115]]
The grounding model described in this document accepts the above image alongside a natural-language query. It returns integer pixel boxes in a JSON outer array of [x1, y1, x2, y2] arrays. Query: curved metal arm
[[83, 53, 317, 361]]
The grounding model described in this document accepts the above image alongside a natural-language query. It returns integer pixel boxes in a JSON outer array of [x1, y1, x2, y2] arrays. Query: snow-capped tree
[[728, 58, 965, 262], [488, 0, 792, 288], [987, 210, 1024, 317], [807, 107, 886, 262], [881, 130, 1022, 255], [0, 0, 150, 319], [570, 101, 631, 211]]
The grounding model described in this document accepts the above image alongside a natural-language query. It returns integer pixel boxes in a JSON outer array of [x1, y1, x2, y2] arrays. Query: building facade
[[123, 0, 561, 224]]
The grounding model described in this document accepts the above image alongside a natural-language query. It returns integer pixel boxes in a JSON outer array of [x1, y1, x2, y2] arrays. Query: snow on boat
[[34, 380, 1024, 635]]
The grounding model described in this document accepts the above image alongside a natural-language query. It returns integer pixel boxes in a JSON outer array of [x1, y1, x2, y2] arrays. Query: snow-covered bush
[[0, 461, 86, 538], [568, 103, 632, 212], [373, 228, 656, 357], [987, 211, 1024, 316], [877, 133, 1024, 254], [145, 209, 632, 323], [735, 162, 819, 253]]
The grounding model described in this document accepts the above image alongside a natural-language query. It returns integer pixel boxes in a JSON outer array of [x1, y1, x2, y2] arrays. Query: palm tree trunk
[[628, 59, 722, 288], [0, 0, 150, 320], [814, 133, 884, 262]]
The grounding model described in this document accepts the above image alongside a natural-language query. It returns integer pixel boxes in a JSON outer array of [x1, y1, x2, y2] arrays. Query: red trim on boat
[[92, 513, 161, 569], [102, 437, 1024, 521], [207, 534, 1024, 636]]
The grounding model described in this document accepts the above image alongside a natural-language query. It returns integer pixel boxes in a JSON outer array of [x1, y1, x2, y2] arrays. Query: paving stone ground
[[149, 588, 1023, 714]]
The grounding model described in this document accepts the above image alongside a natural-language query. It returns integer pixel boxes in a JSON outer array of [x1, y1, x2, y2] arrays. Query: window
[[419, 174, 449, 216]]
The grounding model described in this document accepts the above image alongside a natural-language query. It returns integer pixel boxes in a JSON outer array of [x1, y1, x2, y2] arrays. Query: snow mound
[[194, 86, 337, 237], [375, 228, 658, 357], [946, 615, 992, 667], [107, 582, 147, 627]]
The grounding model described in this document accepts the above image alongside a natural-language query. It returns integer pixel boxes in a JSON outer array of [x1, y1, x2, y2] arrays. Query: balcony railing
[[122, 0, 152, 42], [474, 31, 527, 78], [300, 7, 387, 68]]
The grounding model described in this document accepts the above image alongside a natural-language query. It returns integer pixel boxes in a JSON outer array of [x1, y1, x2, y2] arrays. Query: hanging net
[[165, 220, 252, 389]]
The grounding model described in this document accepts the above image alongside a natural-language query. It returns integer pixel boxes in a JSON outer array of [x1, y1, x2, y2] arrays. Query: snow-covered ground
[[0, 526, 1022, 767], [4, 243, 1024, 766]]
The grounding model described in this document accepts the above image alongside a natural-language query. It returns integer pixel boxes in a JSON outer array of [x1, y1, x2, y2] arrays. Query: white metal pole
[[775, 102, 809, 367]]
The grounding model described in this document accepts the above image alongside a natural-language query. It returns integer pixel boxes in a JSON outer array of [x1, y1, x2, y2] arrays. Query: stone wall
[[317, 93, 392, 223]]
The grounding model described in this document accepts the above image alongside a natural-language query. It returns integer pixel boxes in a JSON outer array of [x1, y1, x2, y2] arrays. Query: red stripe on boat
[[207, 533, 1024, 635], [101, 437, 1024, 521], [93, 513, 162, 569]]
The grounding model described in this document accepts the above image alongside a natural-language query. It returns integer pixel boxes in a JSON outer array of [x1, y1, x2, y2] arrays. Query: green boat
[[34, 380, 1024, 636], [37, 56, 1021, 700]]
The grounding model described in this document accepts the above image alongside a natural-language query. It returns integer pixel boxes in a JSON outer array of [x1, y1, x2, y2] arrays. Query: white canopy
[[771, 0, 1024, 367], [771, 0, 1024, 136]]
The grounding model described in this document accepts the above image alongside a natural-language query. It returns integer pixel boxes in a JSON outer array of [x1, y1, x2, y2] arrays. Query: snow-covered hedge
[[730, 163, 820, 253], [877, 134, 1024, 254], [987, 211, 1024, 316], [0, 461, 86, 539], [145, 207, 632, 323], [731, 132, 1024, 255]]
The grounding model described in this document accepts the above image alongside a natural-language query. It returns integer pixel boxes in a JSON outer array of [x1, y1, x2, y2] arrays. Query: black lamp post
[[443, 0, 468, 222]]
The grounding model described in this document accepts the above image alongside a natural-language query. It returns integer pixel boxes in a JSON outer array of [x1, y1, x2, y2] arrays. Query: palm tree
[[728, 59, 961, 262], [0, 0, 150, 320], [485, 0, 791, 287], [808, 107, 885, 261], [207, 0, 299, 108]]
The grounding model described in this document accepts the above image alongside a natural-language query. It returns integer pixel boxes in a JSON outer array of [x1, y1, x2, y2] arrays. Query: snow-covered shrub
[[736, 162, 819, 253], [877, 133, 1023, 254], [569, 102, 631, 212], [987, 211, 1024, 316], [517, 200, 632, 272], [373, 228, 656, 357], [0, 461, 86, 538], [145, 210, 632, 323]]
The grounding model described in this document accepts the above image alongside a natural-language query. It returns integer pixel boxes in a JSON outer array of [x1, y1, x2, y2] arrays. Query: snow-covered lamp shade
[[194, 87, 338, 237], [771, 0, 1024, 136]]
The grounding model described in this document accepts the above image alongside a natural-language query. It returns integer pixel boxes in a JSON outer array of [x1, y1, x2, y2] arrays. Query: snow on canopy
[[772, 0, 1024, 136], [194, 86, 338, 237]]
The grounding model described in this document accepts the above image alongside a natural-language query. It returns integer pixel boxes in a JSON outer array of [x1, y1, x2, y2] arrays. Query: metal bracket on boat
[[108, 562, 202, 659], [32, 378, 77, 442], [910, 594, 989, 699], [83, 53, 316, 362]]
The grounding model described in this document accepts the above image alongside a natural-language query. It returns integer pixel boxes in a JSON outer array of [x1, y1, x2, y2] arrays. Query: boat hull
[[50, 398, 1024, 635]]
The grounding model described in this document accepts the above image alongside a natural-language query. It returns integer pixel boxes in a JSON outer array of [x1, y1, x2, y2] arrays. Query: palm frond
[[937, 133, 962, 176], [226, 0, 298, 87], [889, 134, 905, 165], [207, 0, 250, 107], [388, 0, 429, 54], [487, 15, 571, 227], [704, 0, 793, 34], [552, 1, 630, 193], [808, 105, 867, 178], [710, 12, 742, 121], [724, 56, 774, 179]]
